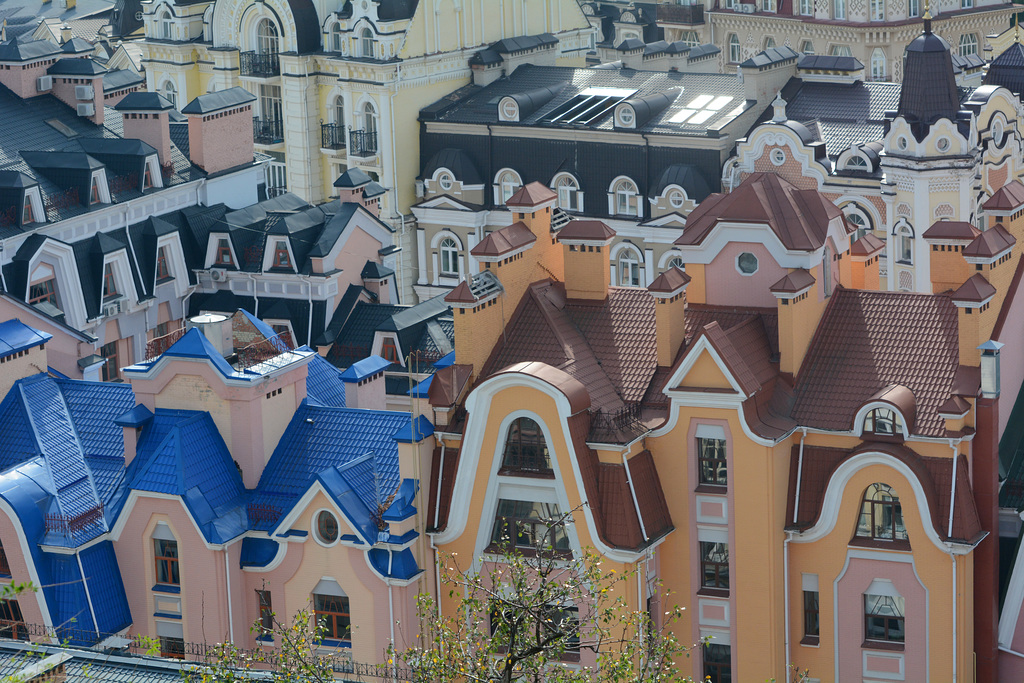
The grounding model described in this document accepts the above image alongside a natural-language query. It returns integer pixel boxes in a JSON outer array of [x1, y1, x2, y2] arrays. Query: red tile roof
[[426, 445, 460, 532], [922, 221, 980, 241], [494, 361, 591, 414], [505, 181, 557, 208], [963, 224, 1015, 258], [770, 268, 815, 293], [850, 232, 885, 256], [676, 173, 842, 252], [444, 280, 477, 303], [937, 395, 970, 417], [952, 273, 996, 303], [428, 363, 473, 407], [983, 179, 1024, 211], [791, 288, 959, 437], [470, 221, 536, 257], [647, 267, 690, 294], [558, 219, 616, 242]]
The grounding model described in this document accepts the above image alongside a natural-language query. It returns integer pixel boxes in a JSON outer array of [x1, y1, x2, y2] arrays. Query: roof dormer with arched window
[[854, 385, 916, 440]]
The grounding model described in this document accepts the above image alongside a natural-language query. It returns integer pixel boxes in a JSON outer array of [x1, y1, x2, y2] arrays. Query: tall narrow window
[[100, 340, 119, 381], [91, 176, 102, 204], [154, 538, 180, 585], [822, 246, 833, 296], [728, 34, 741, 63], [29, 278, 57, 306], [700, 542, 729, 591], [865, 594, 905, 643], [703, 643, 731, 682], [612, 178, 639, 216], [803, 591, 820, 641], [256, 590, 273, 636], [158, 9, 172, 40], [870, 49, 886, 81], [160, 80, 176, 107], [362, 101, 377, 136], [896, 226, 913, 264], [156, 246, 171, 281], [360, 28, 375, 58], [102, 264, 118, 299], [22, 194, 33, 224], [272, 240, 291, 268], [380, 337, 399, 363], [439, 237, 459, 276], [908, 0, 920, 15], [256, 19, 280, 55], [833, 0, 846, 19], [855, 482, 907, 541], [697, 426, 727, 487], [870, 0, 884, 20], [313, 593, 351, 641], [490, 500, 570, 551], [501, 417, 551, 474], [0, 540, 9, 576], [215, 238, 233, 266], [330, 23, 343, 52], [800, 0, 812, 14], [334, 96, 345, 126], [618, 250, 640, 286], [0, 599, 27, 641]]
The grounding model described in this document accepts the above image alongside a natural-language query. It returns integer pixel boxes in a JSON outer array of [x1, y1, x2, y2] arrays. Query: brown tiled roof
[[700, 321, 761, 395], [770, 268, 815, 293], [428, 363, 473, 407], [505, 181, 557, 208], [627, 450, 673, 540], [470, 221, 536, 257], [922, 221, 980, 241], [483, 281, 658, 414], [983, 179, 1024, 211], [444, 281, 477, 303], [786, 442, 984, 545], [676, 173, 841, 252], [494, 361, 591, 414], [963, 224, 1015, 258], [952, 365, 980, 397], [426, 445, 460, 532], [558, 219, 616, 242], [791, 288, 959, 437], [938, 395, 970, 416], [952, 273, 996, 303], [647, 267, 690, 294], [850, 232, 886, 256], [685, 304, 779, 357]]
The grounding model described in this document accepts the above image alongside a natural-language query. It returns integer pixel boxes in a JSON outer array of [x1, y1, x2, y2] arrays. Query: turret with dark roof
[[896, 16, 960, 125]]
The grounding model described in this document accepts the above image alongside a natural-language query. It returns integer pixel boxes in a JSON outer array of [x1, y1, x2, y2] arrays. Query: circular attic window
[[668, 189, 685, 208], [737, 252, 759, 275], [770, 148, 786, 166], [501, 99, 519, 120], [936, 137, 951, 153], [315, 510, 339, 544], [438, 172, 454, 191]]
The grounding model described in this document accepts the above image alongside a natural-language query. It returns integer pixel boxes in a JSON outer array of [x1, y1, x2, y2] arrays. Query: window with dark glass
[[102, 264, 119, 299], [0, 599, 27, 641], [29, 278, 56, 306], [803, 591, 819, 640], [700, 542, 729, 591], [863, 407, 902, 437], [697, 433, 727, 487], [160, 636, 185, 658], [100, 340, 119, 381], [22, 194, 33, 224], [154, 538, 180, 585], [256, 589, 273, 636], [0, 540, 9, 576], [215, 238, 233, 266], [380, 337, 399, 363], [865, 594, 905, 643], [703, 643, 731, 682], [144, 165, 153, 190], [313, 593, 350, 641], [156, 247, 171, 281], [501, 417, 551, 473], [316, 510, 339, 544], [490, 500, 569, 552], [855, 483, 907, 542], [272, 240, 291, 268], [91, 177, 101, 204]]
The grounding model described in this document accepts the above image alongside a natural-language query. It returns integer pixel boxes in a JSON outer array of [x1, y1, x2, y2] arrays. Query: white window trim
[[26, 240, 87, 327], [206, 232, 239, 269], [155, 233, 188, 298], [101, 250, 139, 306], [610, 242, 644, 287], [23, 187, 44, 224], [91, 170, 111, 204], [852, 401, 911, 440], [312, 577, 348, 597], [608, 175, 642, 218], [551, 172, 583, 212], [265, 319, 295, 344], [494, 168, 522, 206], [312, 508, 342, 547], [373, 331, 403, 366], [497, 97, 520, 122], [144, 154, 164, 190], [263, 237, 297, 272]]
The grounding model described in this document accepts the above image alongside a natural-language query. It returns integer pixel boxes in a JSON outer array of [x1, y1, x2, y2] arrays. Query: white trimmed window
[[618, 248, 641, 286], [553, 173, 582, 212], [360, 28, 376, 58], [158, 8, 172, 40], [800, 0, 812, 14], [830, 44, 852, 57], [870, 49, 886, 81], [896, 225, 913, 264], [959, 33, 978, 56], [909, 0, 920, 14], [330, 23, 343, 52], [610, 177, 640, 217], [439, 237, 459, 277], [870, 0, 884, 21], [728, 34, 741, 63], [833, 0, 846, 19], [495, 169, 522, 205], [256, 18, 280, 55]]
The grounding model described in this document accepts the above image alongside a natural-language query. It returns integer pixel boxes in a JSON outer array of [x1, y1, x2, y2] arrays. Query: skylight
[[542, 87, 638, 125], [669, 109, 697, 123], [46, 119, 78, 138], [688, 110, 715, 125], [686, 94, 714, 109], [707, 96, 733, 111]]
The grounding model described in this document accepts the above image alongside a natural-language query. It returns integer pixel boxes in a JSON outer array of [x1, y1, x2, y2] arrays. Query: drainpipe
[[792, 428, 807, 525], [951, 550, 958, 683], [247, 273, 260, 318], [300, 274, 314, 346], [949, 439, 959, 683], [433, 443, 446, 529], [784, 531, 792, 682], [225, 548, 235, 642], [75, 549, 100, 638], [948, 440, 958, 538]]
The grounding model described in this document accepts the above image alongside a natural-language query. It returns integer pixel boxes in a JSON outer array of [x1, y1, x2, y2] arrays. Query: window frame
[[697, 434, 727, 487], [959, 33, 978, 56], [272, 240, 292, 269], [703, 642, 731, 682], [864, 593, 905, 644], [870, 0, 884, 21], [29, 277, 57, 306], [160, 635, 185, 659], [500, 417, 553, 475], [313, 593, 351, 642], [315, 509, 340, 545], [870, 48, 886, 81], [100, 340, 119, 381], [215, 238, 234, 267], [102, 263, 119, 300], [439, 237, 460, 277], [256, 18, 280, 56], [0, 598, 26, 641], [154, 538, 180, 586], [617, 249, 641, 286], [699, 541, 730, 592], [799, 0, 813, 15], [360, 27, 375, 58], [256, 589, 274, 637], [156, 246, 171, 281], [489, 499, 570, 553], [833, 0, 846, 19], [728, 34, 741, 63], [803, 590, 820, 642], [553, 173, 582, 212], [855, 482, 908, 543]]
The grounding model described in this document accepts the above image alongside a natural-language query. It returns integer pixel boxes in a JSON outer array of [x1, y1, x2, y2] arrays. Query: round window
[[501, 99, 518, 120], [896, 136, 909, 151], [770, 148, 786, 166], [936, 137, 950, 152], [316, 510, 339, 544], [737, 252, 758, 275], [668, 189, 685, 208], [618, 106, 635, 126], [993, 118, 1005, 144], [668, 257, 685, 271], [438, 172, 454, 191]]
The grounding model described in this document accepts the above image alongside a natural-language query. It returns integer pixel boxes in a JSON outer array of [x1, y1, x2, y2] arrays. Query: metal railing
[[321, 122, 347, 150], [44, 504, 104, 537], [234, 331, 293, 370], [239, 51, 280, 77], [349, 129, 378, 157], [656, 3, 704, 23], [253, 116, 284, 145], [144, 326, 186, 361]]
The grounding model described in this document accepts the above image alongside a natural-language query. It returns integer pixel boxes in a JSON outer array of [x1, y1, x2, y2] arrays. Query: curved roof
[[866, 383, 917, 433], [505, 83, 566, 120], [287, 0, 321, 53], [421, 148, 482, 185], [652, 163, 711, 202], [494, 361, 591, 414]]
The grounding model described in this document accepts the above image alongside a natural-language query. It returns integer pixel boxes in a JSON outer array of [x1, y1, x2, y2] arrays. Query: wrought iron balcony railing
[[240, 51, 280, 77], [349, 129, 378, 157], [321, 122, 347, 150], [253, 116, 284, 144]]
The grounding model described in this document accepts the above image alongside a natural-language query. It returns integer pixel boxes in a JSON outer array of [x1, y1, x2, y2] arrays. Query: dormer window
[[360, 28, 375, 58], [272, 240, 291, 268], [156, 246, 171, 281], [102, 263, 119, 300], [855, 483, 908, 542], [144, 164, 154, 190], [29, 277, 57, 306], [501, 417, 551, 474], [22, 194, 34, 224], [863, 407, 901, 437], [381, 336, 399, 363], [91, 176, 101, 204], [215, 238, 233, 266], [616, 104, 635, 128]]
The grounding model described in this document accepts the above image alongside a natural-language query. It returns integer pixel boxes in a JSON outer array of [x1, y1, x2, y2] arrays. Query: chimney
[[181, 86, 256, 175], [113, 403, 154, 467], [952, 274, 997, 366], [846, 233, 884, 290], [648, 267, 690, 367], [47, 57, 106, 125], [0, 39, 62, 99], [333, 167, 385, 217], [922, 221, 980, 293], [740, 50, 799, 106], [506, 182, 562, 281], [469, 220, 537, 319], [361, 261, 394, 304], [65, 0, 75, 10], [963, 224, 1016, 316], [339, 356, 390, 410], [770, 268, 826, 377], [447, 273, 505, 380], [115, 92, 175, 165], [982, 180, 1024, 245], [557, 219, 615, 300], [60, 24, 72, 43]]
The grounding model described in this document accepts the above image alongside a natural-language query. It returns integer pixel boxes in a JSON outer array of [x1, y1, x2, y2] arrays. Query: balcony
[[240, 51, 280, 77], [253, 116, 284, 145], [349, 129, 378, 157], [321, 122, 347, 150], [657, 3, 705, 24]]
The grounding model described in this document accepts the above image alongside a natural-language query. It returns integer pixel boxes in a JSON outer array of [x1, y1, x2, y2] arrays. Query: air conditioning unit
[[737, 2, 755, 11], [77, 103, 95, 117], [103, 300, 122, 317], [36, 76, 52, 92], [210, 268, 227, 282], [75, 85, 94, 100]]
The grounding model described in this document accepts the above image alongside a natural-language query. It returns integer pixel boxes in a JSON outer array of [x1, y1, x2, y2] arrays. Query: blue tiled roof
[[382, 479, 418, 522], [56, 379, 134, 460], [339, 355, 390, 382], [393, 415, 434, 443], [368, 548, 423, 581], [79, 541, 132, 634], [304, 353, 346, 408], [0, 319, 51, 357], [114, 404, 154, 427], [407, 374, 432, 398], [433, 351, 455, 369], [240, 537, 280, 568]]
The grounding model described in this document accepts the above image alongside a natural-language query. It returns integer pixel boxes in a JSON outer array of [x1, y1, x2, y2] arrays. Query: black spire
[[896, 2, 960, 124]]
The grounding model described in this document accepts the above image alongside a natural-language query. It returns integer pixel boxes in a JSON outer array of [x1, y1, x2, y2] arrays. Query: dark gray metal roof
[[897, 26, 960, 124], [984, 42, 1024, 95], [686, 43, 720, 60], [115, 91, 174, 111], [333, 167, 372, 188], [615, 38, 645, 51], [21, 149, 104, 171], [103, 68, 144, 92], [491, 33, 558, 54], [376, 0, 420, 21], [0, 36, 61, 62], [740, 45, 799, 69], [61, 37, 95, 53], [0, 170, 37, 188], [47, 57, 107, 75], [797, 54, 863, 71], [653, 163, 711, 202], [180, 86, 255, 114], [421, 147, 483, 184]]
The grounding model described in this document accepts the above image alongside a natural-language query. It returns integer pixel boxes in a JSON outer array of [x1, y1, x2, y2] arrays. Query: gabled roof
[[740, 45, 798, 69], [0, 37, 61, 62], [61, 37, 95, 54], [557, 219, 616, 242], [303, 352, 347, 407], [984, 42, 1024, 95], [505, 181, 557, 208]]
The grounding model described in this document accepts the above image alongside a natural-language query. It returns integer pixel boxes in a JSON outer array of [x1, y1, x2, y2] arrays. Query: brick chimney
[[952, 274, 997, 366], [983, 180, 1024, 245], [770, 268, 826, 377], [556, 219, 615, 300], [447, 275, 505, 380], [47, 57, 106, 125], [0, 38, 62, 100], [181, 86, 256, 175], [115, 92, 175, 165], [648, 267, 690, 367], [339, 356, 389, 410], [847, 233, 884, 290], [922, 221, 980, 294], [334, 167, 386, 217], [0, 319, 51, 400], [506, 182, 562, 281]]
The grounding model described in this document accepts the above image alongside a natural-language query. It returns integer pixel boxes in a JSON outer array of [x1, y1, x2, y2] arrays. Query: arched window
[[855, 483, 908, 542], [833, 0, 846, 19], [329, 22, 343, 52], [728, 34, 741, 63], [870, 49, 886, 81], [360, 27, 375, 58], [864, 406, 902, 437], [611, 177, 639, 217], [439, 237, 459, 276], [668, 256, 685, 271], [158, 8, 172, 40], [870, 0, 884, 20], [501, 417, 551, 473], [160, 80, 177, 107], [618, 248, 641, 286], [361, 100, 377, 135], [256, 18, 279, 55], [333, 96, 345, 126], [496, 169, 521, 205], [846, 209, 869, 241], [801, 39, 815, 54], [822, 245, 833, 296], [895, 225, 913, 264], [846, 155, 869, 171], [959, 33, 978, 56], [552, 173, 581, 212]]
